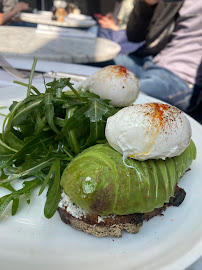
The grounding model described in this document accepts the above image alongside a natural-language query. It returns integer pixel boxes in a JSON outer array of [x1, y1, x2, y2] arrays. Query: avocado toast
[[58, 141, 196, 237]]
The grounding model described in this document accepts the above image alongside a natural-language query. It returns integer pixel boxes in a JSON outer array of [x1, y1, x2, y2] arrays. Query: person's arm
[[0, 2, 28, 25], [126, 0, 158, 42]]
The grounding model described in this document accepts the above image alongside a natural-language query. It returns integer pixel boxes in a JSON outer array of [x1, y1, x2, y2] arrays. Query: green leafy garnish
[[0, 61, 118, 219], [0, 178, 41, 216], [0, 106, 7, 117]]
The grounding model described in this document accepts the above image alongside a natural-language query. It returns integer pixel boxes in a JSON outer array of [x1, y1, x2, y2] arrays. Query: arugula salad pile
[[0, 60, 117, 219]]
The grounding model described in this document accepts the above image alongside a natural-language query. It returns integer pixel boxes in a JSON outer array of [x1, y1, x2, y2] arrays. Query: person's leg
[[92, 54, 150, 78], [113, 54, 150, 78], [139, 65, 194, 112], [86, 54, 147, 78], [186, 85, 202, 124], [187, 84, 202, 112]]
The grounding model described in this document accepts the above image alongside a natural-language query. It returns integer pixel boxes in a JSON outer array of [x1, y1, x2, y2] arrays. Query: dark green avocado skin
[[60, 141, 196, 216]]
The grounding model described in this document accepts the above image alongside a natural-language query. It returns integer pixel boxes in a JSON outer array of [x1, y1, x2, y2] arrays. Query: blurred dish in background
[[53, 0, 68, 9], [53, 0, 68, 22], [20, 11, 96, 28], [55, 8, 67, 22]]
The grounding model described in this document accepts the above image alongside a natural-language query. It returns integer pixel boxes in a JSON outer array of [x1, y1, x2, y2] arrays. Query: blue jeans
[[112, 54, 194, 112]]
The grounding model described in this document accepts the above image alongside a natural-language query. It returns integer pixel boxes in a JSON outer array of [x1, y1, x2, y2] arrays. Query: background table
[[0, 26, 121, 64], [20, 11, 96, 28]]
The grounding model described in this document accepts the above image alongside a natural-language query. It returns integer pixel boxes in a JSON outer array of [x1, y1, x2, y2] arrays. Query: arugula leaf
[[46, 78, 76, 98], [84, 121, 105, 149], [13, 81, 41, 95], [84, 100, 109, 122], [0, 178, 41, 216], [0, 106, 7, 117], [0, 182, 15, 192], [39, 158, 59, 195], [67, 84, 86, 101], [12, 197, 19, 215], [0, 158, 54, 185], [2, 101, 23, 142], [44, 93, 59, 134], [12, 96, 44, 126], [33, 110, 47, 135], [55, 105, 89, 140], [0, 137, 17, 154], [27, 58, 37, 97], [2, 133, 55, 168], [0, 74, 119, 220], [44, 158, 61, 218], [66, 107, 80, 154], [6, 131, 25, 150]]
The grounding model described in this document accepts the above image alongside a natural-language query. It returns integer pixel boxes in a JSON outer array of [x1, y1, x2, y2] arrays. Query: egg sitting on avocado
[[58, 103, 196, 237], [76, 65, 140, 107]]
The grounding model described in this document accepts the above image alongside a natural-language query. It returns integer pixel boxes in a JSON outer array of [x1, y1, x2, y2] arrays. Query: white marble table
[[20, 11, 96, 28], [0, 26, 121, 64]]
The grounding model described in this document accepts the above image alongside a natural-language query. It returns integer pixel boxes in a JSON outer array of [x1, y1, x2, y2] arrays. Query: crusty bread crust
[[58, 185, 186, 237], [58, 207, 145, 237]]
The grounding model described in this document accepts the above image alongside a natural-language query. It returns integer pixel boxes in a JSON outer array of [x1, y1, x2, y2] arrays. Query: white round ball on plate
[[80, 65, 139, 107], [105, 103, 192, 161]]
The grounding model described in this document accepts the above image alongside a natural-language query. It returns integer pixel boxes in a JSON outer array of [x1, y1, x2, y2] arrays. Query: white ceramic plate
[[0, 86, 202, 270]]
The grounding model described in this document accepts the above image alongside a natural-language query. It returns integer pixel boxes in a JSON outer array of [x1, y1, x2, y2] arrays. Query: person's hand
[[144, 0, 159, 5], [12, 2, 29, 13], [105, 13, 114, 20], [98, 16, 119, 31]]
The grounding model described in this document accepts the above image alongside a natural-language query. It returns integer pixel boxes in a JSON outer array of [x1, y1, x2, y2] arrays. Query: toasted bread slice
[[58, 186, 186, 237], [58, 207, 144, 237]]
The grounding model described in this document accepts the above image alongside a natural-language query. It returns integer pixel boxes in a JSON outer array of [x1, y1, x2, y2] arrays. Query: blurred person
[[105, 0, 202, 112], [89, 0, 144, 54], [98, 0, 134, 31], [0, 0, 29, 25]]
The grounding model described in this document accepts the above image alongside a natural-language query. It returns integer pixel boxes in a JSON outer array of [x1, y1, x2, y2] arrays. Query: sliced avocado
[[60, 141, 196, 215]]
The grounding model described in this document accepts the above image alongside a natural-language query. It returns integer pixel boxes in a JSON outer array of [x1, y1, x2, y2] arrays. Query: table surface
[[0, 58, 201, 270], [20, 11, 96, 28], [0, 26, 121, 64]]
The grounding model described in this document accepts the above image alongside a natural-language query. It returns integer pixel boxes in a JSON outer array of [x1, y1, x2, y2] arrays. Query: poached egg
[[105, 103, 192, 161], [78, 65, 139, 107]]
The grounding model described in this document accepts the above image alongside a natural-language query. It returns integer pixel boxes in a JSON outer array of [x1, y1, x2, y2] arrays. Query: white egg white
[[105, 103, 192, 161], [78, 65, 139, 107]]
